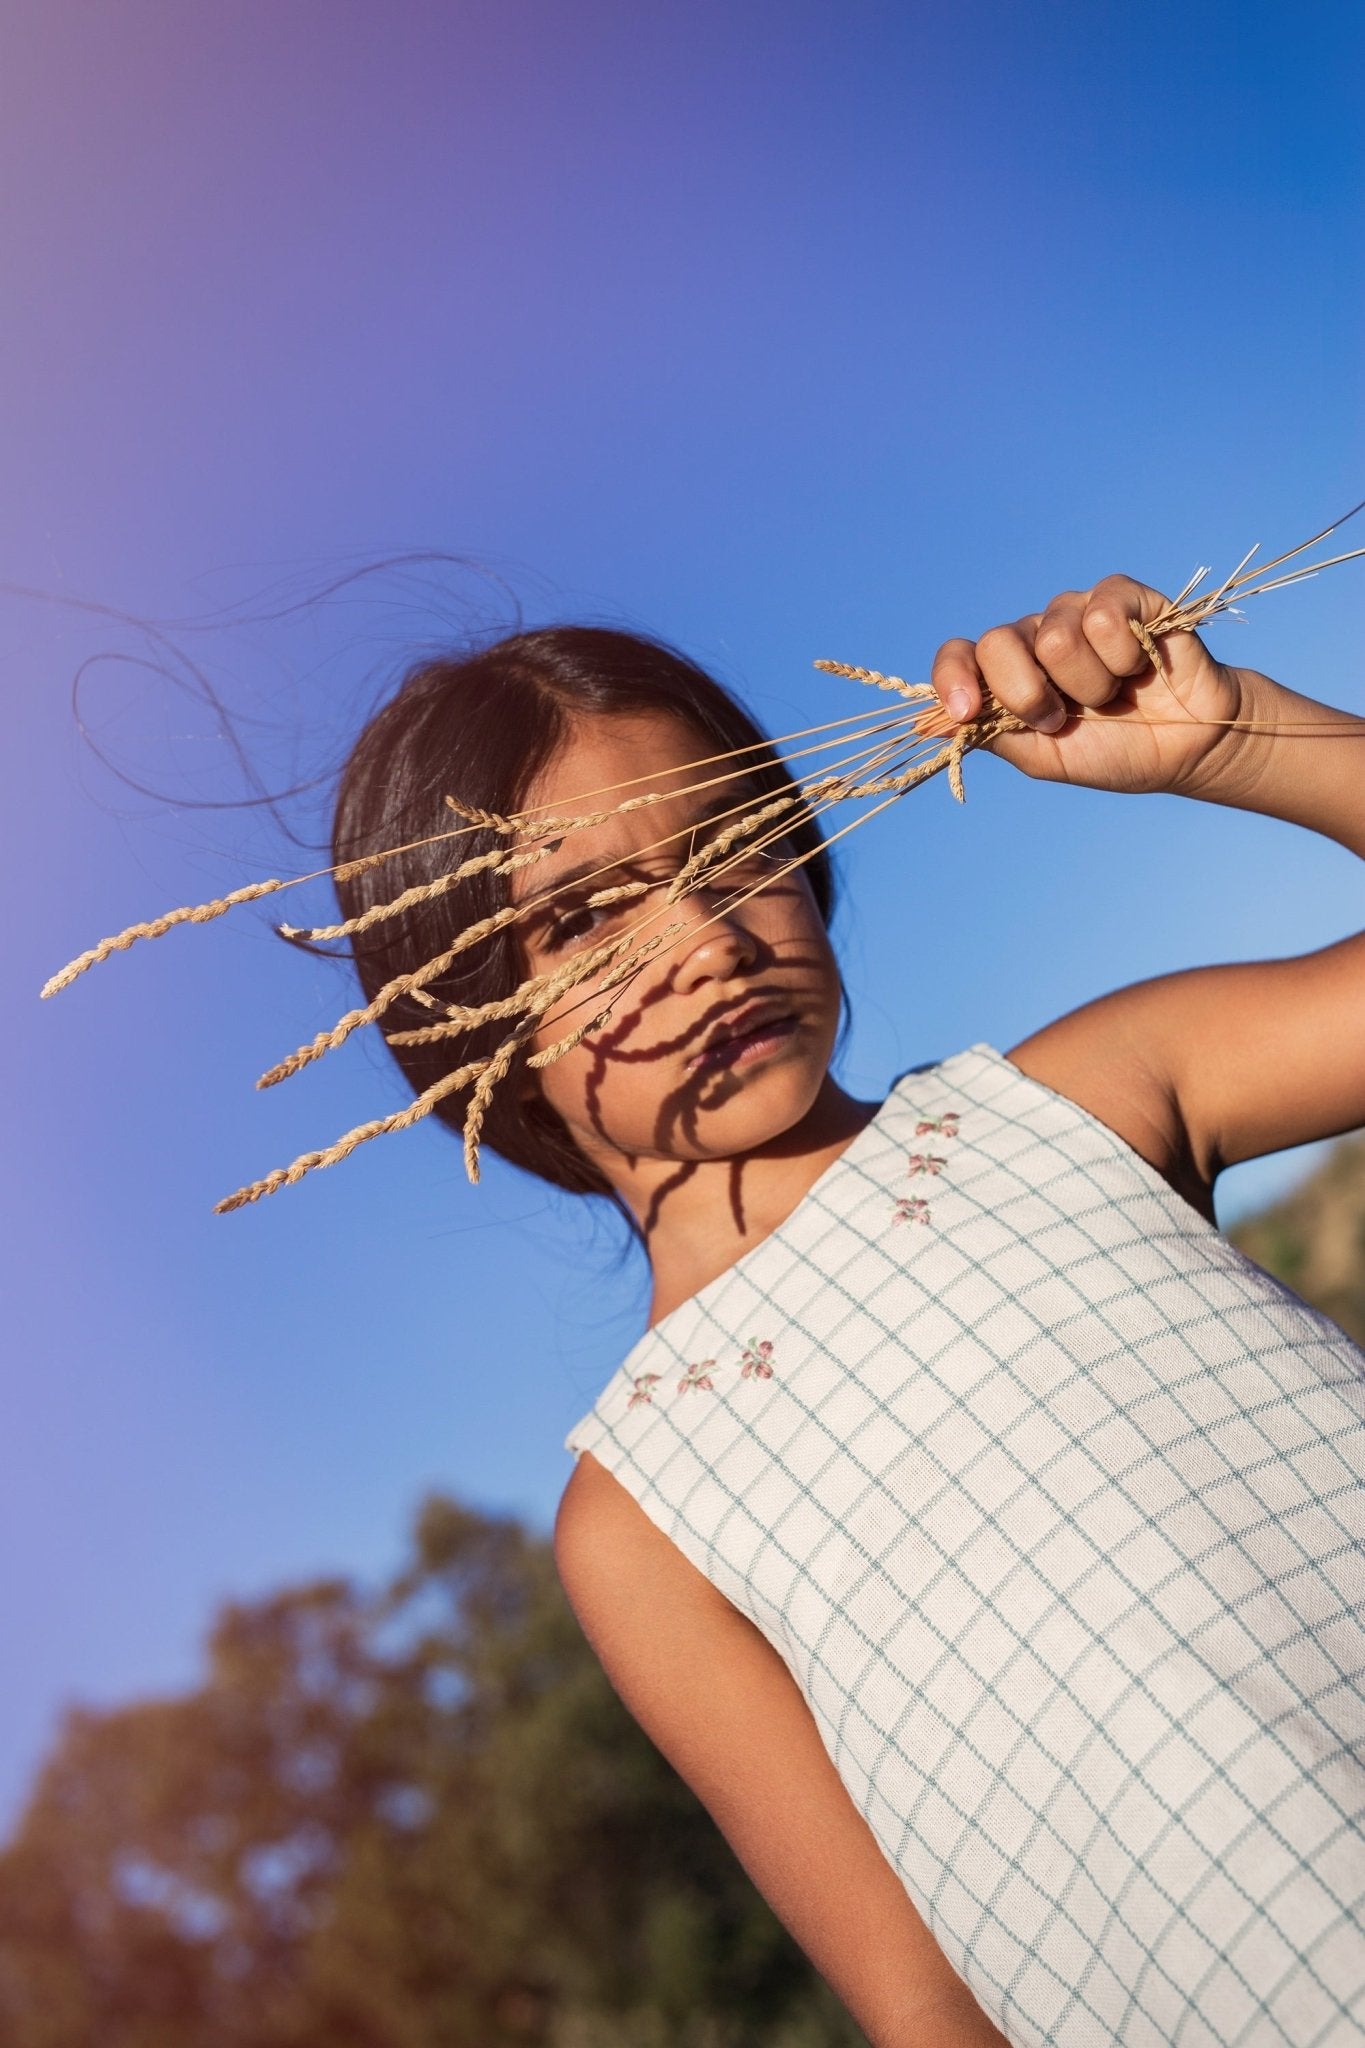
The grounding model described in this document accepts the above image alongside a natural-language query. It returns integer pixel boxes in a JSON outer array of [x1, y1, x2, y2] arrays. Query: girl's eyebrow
[[510, 792, 750, 906]]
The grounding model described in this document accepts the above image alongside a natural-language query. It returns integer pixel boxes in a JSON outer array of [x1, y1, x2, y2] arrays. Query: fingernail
[[947, 688, 972, 722], [1034, 704, 1067, 734]]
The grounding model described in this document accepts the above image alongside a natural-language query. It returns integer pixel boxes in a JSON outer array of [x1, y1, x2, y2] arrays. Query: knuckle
[[1033, 615, 1076, 666], [1014, 679, 1056, 716], [975, 623, 1016, 660], [1085, 600, 1130, 646]]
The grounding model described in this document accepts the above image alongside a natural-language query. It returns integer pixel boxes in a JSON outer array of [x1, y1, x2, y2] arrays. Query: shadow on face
[[511, 711, 846, 1237]]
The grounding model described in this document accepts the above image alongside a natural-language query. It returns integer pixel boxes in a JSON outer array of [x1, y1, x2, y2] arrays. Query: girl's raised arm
[[929, 575, 1365, 1194]]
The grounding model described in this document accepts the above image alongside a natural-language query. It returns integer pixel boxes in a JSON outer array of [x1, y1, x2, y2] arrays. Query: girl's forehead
[[513, 711, 751, 901], [533, 707, 711, 804]]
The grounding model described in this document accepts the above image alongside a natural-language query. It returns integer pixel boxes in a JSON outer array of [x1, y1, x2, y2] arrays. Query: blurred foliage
[[4, 1136, 1361, 2046], [0, 1496, 866, 2048], [1228, 1131, 1365, 1347]]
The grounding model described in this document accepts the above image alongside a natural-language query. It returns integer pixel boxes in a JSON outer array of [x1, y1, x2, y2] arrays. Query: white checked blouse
[[564, 1043, 1365, 2047]]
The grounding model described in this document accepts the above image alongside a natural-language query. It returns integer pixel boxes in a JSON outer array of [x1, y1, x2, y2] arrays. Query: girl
[[223, 576, 1365, 2042]]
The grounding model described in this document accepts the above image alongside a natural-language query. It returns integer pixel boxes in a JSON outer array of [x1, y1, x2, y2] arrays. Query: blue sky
[[2, 0, 1363, 1832]]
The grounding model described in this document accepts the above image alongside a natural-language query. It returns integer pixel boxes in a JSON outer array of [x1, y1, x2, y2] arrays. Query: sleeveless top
[[563, 1044, 1365, 2048]]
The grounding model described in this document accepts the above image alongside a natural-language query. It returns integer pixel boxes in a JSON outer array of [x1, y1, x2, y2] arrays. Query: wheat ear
[[214, 1051, 491, 1212], [275, 839, 557, 944], [38, 504, 1365, 1207], [39, 880, 290, 998], [41, 818, 514, 996], [1132, 494, 1365, 675]]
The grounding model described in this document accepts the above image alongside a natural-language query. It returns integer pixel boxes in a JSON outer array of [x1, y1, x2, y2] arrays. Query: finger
[[930, 637, 984, 724], [974, 618, 1068, 733], [1032, 590, 1126, 707], [1081, 575, 1173, 677]]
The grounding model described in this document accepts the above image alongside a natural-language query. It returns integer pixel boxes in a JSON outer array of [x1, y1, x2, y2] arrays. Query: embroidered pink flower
[[892, 1196, 931, 1226], [906, 1153, 946, 1177], [627, 1372, 661, 1408], [677, 1359, 717, 1394], [915, 1112, 959, 1139], [740, 1338, 775, 1379]]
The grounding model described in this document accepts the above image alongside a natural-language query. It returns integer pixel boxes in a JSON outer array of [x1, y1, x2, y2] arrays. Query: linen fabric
[[564, 1043, 1365, 2047]]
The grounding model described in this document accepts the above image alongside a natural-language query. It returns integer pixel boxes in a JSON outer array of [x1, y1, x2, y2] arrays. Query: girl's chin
[[549, 1027, 837, 1169], [659, 1057, 829, 1161]]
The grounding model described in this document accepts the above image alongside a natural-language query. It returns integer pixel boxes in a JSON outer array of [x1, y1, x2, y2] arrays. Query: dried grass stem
[[41, 504, 1365, 1206]]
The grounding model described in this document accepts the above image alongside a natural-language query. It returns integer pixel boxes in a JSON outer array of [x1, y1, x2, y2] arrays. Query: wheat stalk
[[39, 879, 291, 998], [40, 509, 1365, 1206], [214, 1049, 491, 1212], [1130, 494, 1365, 674]]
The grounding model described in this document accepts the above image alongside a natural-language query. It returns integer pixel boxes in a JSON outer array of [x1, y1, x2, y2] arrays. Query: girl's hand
[[930, 574, 1268, 800]]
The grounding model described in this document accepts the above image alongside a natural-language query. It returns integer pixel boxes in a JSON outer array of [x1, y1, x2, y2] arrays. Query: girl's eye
[[546, 904, 603, 950], [540, 836, 800, 953], [545, 891, 638, 950], [716, 839, 799, 885]]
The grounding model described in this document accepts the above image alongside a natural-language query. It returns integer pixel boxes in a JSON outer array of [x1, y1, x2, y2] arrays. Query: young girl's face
[[512, 709, 845, 1189]]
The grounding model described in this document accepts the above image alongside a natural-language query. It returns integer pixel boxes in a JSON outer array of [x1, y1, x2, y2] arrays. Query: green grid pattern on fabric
[[564, 1045, 1365, 2047], [792, 1130, 1361, 2042]]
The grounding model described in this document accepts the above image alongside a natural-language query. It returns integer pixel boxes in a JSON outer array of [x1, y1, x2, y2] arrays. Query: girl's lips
[[687, 1012, 798, 1073]]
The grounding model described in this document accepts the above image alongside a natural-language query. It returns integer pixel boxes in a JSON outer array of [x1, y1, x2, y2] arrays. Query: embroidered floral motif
[[915, 1112, 959, 1139], [890, 1107, 963, 1230], [625, 1339, 779, 1414]]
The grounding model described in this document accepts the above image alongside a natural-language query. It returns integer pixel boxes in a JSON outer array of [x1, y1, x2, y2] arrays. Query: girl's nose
[[671, 894, 758, 990]]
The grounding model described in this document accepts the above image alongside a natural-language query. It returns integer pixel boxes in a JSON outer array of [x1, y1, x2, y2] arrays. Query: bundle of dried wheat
[[40, 506, 1365, 1210]]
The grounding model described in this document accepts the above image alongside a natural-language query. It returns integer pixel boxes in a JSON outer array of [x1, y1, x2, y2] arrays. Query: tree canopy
[[0, 1494, 865, 2048]]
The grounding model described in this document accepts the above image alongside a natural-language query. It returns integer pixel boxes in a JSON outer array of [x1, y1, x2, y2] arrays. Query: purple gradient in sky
[[3, 0, 1363, 1833]]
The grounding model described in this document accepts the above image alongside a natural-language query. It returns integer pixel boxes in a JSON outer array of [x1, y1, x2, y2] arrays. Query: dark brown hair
[[331, 626, 840, 1225]]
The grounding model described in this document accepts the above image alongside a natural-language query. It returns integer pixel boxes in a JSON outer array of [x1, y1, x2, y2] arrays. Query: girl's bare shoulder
[[555, 1449, 726, 1614], [1005, 988, 1215, 1221], [1010, 929, 1365, 1209]]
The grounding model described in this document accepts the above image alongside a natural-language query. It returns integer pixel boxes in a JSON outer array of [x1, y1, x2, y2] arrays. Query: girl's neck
[[638, 1076, 879, 1326]]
